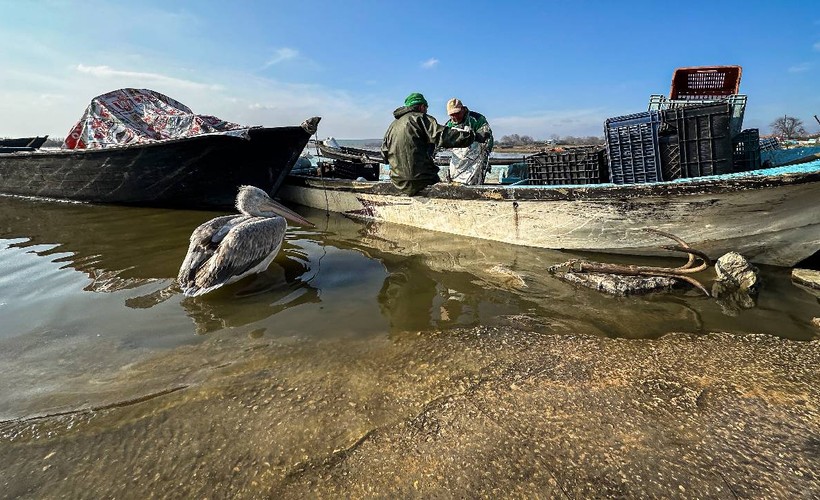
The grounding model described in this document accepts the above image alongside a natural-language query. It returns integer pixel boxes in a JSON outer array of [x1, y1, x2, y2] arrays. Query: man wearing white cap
[[444, 98, 493, 185]]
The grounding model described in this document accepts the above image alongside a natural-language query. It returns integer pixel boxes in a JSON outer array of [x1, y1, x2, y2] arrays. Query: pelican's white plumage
[[178, 185, 313, 297]]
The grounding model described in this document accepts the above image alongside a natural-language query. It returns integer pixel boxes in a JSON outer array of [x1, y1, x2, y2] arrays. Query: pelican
[[177, 185, 314, 297]]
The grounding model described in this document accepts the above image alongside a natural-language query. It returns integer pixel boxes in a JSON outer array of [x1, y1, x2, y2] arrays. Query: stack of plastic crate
[[655, 66, 760, 178], [525, 146, 608, 185], [649, 94, 747, 138], [603, 66, 759, 183]]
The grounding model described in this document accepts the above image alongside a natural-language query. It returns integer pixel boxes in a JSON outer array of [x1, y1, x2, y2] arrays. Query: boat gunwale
[[286, 164, 820, 202]]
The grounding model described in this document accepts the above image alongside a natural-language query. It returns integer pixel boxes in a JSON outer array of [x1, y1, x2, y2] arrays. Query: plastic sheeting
[[446, 136, 490, 185], [63, 88, 246, 149]]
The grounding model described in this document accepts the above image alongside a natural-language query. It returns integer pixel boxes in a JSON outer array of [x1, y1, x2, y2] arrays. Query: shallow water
[[1, 193, 819, 497], [0, 193, 818, 421]]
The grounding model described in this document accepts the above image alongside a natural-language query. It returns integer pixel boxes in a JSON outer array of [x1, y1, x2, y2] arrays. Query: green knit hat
[[404, 92, 428, 107]]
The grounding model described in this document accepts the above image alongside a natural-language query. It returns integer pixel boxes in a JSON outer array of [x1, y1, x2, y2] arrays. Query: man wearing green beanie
[[382, 92, 475, 196], [403, 92, 428, 107]]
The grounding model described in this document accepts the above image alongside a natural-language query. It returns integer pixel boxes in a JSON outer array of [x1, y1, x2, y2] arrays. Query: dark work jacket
[[381, 106, 474, 195]]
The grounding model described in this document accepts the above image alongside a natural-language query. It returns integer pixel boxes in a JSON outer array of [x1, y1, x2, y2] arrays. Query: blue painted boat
[[762, 145, 820, 168]]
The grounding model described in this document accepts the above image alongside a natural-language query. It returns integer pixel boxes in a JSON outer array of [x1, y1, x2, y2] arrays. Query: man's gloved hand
[[474, 129, 490, 143]]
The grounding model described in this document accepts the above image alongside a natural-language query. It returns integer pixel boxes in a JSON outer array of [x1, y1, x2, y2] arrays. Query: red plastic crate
[[670, 66, 742, 100]]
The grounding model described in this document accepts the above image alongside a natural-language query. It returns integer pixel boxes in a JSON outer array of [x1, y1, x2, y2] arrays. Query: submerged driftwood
[[549, 229, 712, 296]]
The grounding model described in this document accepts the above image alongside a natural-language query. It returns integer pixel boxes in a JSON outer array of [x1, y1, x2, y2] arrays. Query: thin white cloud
[[788, 63, 812, 73], [264, 48, 299, 67], [421, 58, 439, 69], [75, 64, 222, 90], [813, 41, 820, 51]]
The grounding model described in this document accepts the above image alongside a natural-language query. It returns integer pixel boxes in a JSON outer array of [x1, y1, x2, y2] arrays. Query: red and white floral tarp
[[63, 88, 247, 149]]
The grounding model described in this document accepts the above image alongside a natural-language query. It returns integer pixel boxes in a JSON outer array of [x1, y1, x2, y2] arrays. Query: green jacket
[[382, 106, 474, 195], [445, 108, 494, 152]]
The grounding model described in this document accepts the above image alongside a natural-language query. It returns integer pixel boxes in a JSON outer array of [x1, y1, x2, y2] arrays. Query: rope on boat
[[311, 130, 332, 217]]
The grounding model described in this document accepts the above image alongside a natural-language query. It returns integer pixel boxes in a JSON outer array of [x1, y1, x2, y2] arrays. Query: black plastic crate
[[604, 111, 663, 184], [319, 160, 379, 180], [759, 136, 781, 151], [525, 147, 608, 185], [733, 129, 761, 172], [660, 102, 733, 177], [659, 134, 681, 181], [649, 94, 747, 138]]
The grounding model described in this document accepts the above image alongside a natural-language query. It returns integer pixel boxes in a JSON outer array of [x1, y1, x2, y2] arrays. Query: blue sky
[[2, 0, 819, 140]]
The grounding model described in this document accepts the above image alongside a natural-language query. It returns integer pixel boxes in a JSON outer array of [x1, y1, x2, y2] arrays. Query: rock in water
[[712, 252, 761, 315], [791, 268, 820, 290], [714, 252, 760, 292]]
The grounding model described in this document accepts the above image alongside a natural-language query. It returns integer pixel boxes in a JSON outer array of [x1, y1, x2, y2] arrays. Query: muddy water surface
[[0, 194, 818, 497]]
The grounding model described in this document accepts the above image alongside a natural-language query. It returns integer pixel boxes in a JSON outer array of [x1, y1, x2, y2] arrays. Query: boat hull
[[316, 142, 525, 166], [280, 166, 820, 267], [317, 143, 383, 164], [0, 126, 313, 210], [762, 145, 820, 168], [0, 136, 48, 149]]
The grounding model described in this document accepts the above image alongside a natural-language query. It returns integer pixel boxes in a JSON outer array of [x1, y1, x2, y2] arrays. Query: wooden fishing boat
[[317, 142, 383, 164], [0, 135, 48, 149], [316, 141, 526, 166], [762, 145, 820, 168], [436, 154, 526, 166], [0, 118, 319, 210], [279, 162, 820, 267]]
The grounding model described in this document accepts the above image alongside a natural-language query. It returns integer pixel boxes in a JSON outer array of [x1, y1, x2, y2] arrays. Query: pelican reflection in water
[[177, 185, 314, 297]]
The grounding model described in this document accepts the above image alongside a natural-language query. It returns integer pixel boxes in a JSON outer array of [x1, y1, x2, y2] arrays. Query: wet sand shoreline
[[1, 327, 818, 498]]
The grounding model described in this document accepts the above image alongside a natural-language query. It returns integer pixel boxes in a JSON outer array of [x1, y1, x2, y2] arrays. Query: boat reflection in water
[[0, 195, 318, 336], [304, 206, 820, 340], [1, 191, 819, 419], [1, 194, 818, 345]]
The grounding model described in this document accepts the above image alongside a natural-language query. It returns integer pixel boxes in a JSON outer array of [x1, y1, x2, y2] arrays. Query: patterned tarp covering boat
[[0, 89, 320, 210], [63, 88, 246, 149]]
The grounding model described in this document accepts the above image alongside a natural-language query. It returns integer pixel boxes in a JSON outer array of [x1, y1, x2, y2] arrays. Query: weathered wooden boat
[[317, 142, 383, 164], [0, 135, 48, 149], [436, 154, 526, 166], [762, 145, 820, 168], [0, 118, 320, 210], [317, 141, 526, 166], [279, 161, 820, 267]]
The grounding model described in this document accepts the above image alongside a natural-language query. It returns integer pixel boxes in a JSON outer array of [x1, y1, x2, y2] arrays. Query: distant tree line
[[498, 134, 603, 147]]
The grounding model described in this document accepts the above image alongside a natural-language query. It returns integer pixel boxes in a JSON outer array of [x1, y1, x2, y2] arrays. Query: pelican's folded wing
[[177, 215, 238, 287], [193, 216, 288, 291]]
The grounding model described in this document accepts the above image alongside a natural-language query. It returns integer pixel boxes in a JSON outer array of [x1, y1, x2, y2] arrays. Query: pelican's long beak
[[267, 199, 315, 227]]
